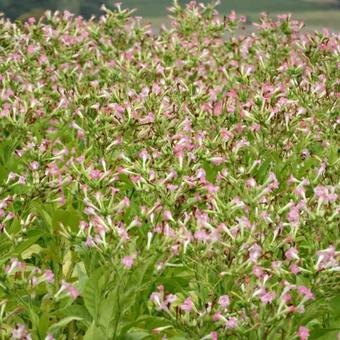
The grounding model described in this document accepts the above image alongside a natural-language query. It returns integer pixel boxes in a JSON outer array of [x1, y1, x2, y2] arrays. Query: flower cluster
[[0, 1, 339, 339]]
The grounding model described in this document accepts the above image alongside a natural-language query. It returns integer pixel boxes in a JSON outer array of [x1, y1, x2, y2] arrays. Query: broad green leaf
[[58, 304, 92, 326], [21, 244, 43, 259], [13, 230, 45, 255], [38, 312, 50, 339], [83, 322, 105, 340], [53, 208, 81, 233], [119, 330, 150, 340], [310, 328, 340, 340], [49, 316, 83, 331], [62, 250, 73, 277], [329, 295, 340, 318], [99, 291, 117, 330], [7, 217, 21, 235], [83, 269, 105, 322], [121, 316, 172, 334]]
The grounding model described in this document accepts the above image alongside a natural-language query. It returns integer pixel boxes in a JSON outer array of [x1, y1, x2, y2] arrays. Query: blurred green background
[[0, 0, 339, 30]]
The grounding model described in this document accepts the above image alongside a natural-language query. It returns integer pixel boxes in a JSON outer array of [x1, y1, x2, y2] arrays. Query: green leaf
[[21, 244, 43, 259], [53, 208, 81, 233], [59, 304, 92, 325], [329, 295, 340, 319], [203, 160, 219, 183], [0, 139, 17, 165], [255, 158, 271, 182], [83, 269, 105, 322], [38, 312, 50, 339], [29, 309, 40, 337], [7, 217, 21, 235], [38, 208, 53, 233], [14, 229, 45, 255], [119, 330, 150, 340], [98, 291, 117, 330], [121, 316, 172, 334], [49, 316, 83, 331], [84, 322, 105, 340], [309, 328, 340, 340]]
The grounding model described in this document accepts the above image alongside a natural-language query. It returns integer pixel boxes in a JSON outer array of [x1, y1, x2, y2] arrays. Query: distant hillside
[[1, 0, 339, 30]]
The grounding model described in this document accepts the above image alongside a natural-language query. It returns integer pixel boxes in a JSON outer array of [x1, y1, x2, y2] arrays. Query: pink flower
[[181, 297, 193, 312], [85, 236, 95, 247], [252, 266, 264, 278], [150, 292, 162, 305], [205, 183, 219, 194], [196, 168, 206, 182], [213, 101, 223, 116], [212, 311, 222, 321], [122, 255, 134, 269], [248, 243, 262, 263], [89, 169, 102, 180], [314, 186, 337, 203], [289, 264, 300, 274], [194, 229, 208, 241], [39, 55, 49, 64], [139, 149, 149, 161], [30, 161, 40, 170], [282, 293, 292, 303], [121, 196, 130, 208], [79, 221, 89, 230], [228, 10, 237, 21], [211, 331, 218, 340], [246, 178, 257, 188], [165, 294, 177, 304], [210, 156, 225, 165], [285, 247, 299, 261], [61, 281, 80, 299], [68, 286, 80, 299], [237, 216, 252, 229], [63, 10, 74, 20], [297, 286, 314, 300], [220, 128, 234, 142], [28, 17, 36, 24], [287, 205, 300, 224], [6, 212, 15, 220], [277, 14, 289, 20], [226, 317, 238, 329], [316, 246, 336, 270], [31, 277, 39, 286], [218, 295, 230, 308], [12, 324, 31, 339], [84, 207, 95, 215], [163, 210, 174, 221], [260, 290, 276, 304], [297, 326, 310, 340], [167, 184, 178, 191], [27, 44, 36, 54], [44, 269, 54, 283]]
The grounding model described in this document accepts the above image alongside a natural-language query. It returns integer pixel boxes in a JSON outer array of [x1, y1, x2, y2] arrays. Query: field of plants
[[0, 1, 339, 339]]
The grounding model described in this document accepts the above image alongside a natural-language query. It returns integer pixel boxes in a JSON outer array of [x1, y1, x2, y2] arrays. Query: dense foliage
[[0, 2, 339, 339]]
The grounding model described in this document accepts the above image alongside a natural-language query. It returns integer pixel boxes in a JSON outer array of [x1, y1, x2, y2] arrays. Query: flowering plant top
[[0, 1, 339, 339]]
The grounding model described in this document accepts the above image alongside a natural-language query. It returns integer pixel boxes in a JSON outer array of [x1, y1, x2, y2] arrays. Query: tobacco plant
[[0, 1, 339, 339]]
